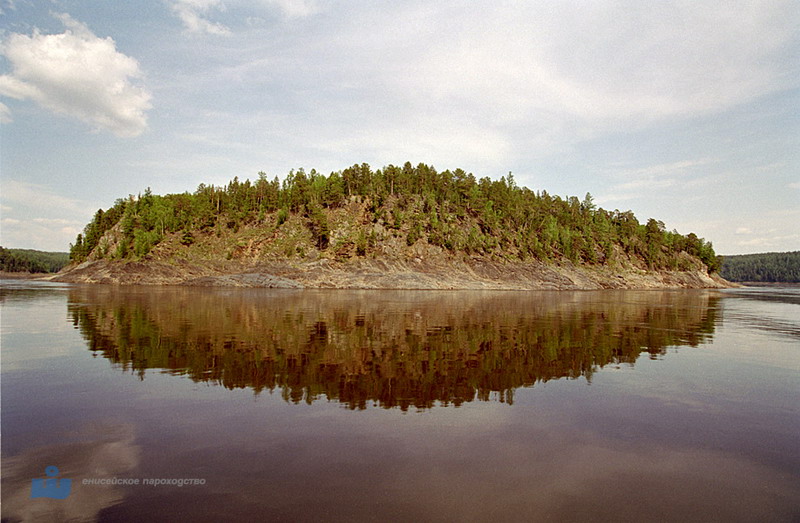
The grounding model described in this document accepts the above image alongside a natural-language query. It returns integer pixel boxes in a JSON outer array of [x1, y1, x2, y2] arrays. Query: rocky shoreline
[[48, 257, 734, 290]]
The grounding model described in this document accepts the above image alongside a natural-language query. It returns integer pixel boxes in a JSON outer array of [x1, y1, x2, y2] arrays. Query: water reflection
[[0, 280, 73, 304], [1, 422, 140, 523], [68, 288, 719, 410], [720, 287, 800, 340]]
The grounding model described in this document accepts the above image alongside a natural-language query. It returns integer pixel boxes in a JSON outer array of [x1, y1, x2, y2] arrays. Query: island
[[53, 162, 731, 289]]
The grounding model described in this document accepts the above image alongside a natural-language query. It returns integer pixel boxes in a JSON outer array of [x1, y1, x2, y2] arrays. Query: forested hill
[[67, 162, 721, 273], [720, 251, 800, 283], [0, 247, 69, 273]]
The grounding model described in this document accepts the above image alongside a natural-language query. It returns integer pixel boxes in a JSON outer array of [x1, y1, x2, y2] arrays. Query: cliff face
[[53, 242, 732, 290]]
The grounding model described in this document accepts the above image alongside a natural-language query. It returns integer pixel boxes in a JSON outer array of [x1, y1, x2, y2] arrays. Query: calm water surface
[[1, 282, 798, 522]]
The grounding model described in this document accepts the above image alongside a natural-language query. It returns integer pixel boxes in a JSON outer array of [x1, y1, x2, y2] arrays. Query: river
[[1, 282, 798, 522]]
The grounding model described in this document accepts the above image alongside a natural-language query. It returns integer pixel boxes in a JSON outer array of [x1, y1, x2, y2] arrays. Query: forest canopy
[[0, 247, 70, 273], [720, 251, 800, 283], [68, 162, 721, 272]]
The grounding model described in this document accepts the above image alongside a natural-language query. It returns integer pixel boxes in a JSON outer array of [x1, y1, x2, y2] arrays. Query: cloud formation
[[0, 179, 99, 250], [0, 101, 11, 123], [169, 0, 319, 34], [171, 0, 231, 35], [366, 2, 797, 133], [1, 179, 94, 215], [194, 1, 796, 174], [261, 0, 319, 18], [0, 13, 151, 137]]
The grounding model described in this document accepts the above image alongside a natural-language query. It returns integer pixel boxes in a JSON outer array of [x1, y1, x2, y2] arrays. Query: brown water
[[1, 283, 798, 522]]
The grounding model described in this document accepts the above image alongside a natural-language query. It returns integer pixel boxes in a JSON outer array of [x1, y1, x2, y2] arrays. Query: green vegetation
[[0, 246, 69, 273], [720, 251, 800, 283], [69, 162, 721, 272]]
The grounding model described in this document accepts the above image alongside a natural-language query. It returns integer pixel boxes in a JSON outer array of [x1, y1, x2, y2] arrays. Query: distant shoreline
[[737, 281, 800, 287], [0, 271, 50, 280]]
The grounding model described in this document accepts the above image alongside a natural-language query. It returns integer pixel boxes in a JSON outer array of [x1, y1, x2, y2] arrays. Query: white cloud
[[0, 101, 11, 123], [609, 159, 717, 180], [0, 180, 102, 250], [171, 0, 231, 35], [715, 210, 800, 254], [0, 13, 151, 137], [788, 182, 800, 190], [736, 233, 800, 248], [32, 217, 83, 226], [321, 1, 798, 150], [169, 0, 319, 35], [1, 180, 94, 215], [259, 0, 319, 18], [194, 1, 796, 174], [594, 158, 717, 206]]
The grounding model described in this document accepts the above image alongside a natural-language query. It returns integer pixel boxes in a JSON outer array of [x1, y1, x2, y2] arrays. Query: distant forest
[[720, 251, 800, 283], [0, 247, 70, 273], [69, 162, 721, 272]]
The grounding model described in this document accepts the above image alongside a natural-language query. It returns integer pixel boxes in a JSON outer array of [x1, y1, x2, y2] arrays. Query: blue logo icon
[[31, 466, 72, 499]]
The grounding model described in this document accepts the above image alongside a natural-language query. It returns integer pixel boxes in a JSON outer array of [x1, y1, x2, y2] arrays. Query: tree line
[[720, 251, 800, 282], [0, 246, 69, 273], [69, 162, 721, 272]]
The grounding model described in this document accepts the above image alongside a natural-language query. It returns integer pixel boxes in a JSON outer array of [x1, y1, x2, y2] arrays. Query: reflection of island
[[68, 288, 719, 410]]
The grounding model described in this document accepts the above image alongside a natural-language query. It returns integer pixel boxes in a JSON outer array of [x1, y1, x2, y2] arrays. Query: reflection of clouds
[[2, 422, 140, 523], [1, 288, 81, 371], [387, 435, 800, 521]]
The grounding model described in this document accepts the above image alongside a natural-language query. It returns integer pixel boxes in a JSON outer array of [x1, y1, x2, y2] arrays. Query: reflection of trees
[[68, 288, 719, 410]]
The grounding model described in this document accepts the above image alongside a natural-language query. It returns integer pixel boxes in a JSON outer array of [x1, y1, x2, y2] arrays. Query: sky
[[1, 0, 798, 255]]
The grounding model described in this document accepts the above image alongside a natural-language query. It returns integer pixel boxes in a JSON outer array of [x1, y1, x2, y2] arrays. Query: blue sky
[[1, 0, 798, 255]]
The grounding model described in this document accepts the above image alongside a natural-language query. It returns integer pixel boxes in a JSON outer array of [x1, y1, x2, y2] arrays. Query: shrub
[[277, 208, 289, 226]]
